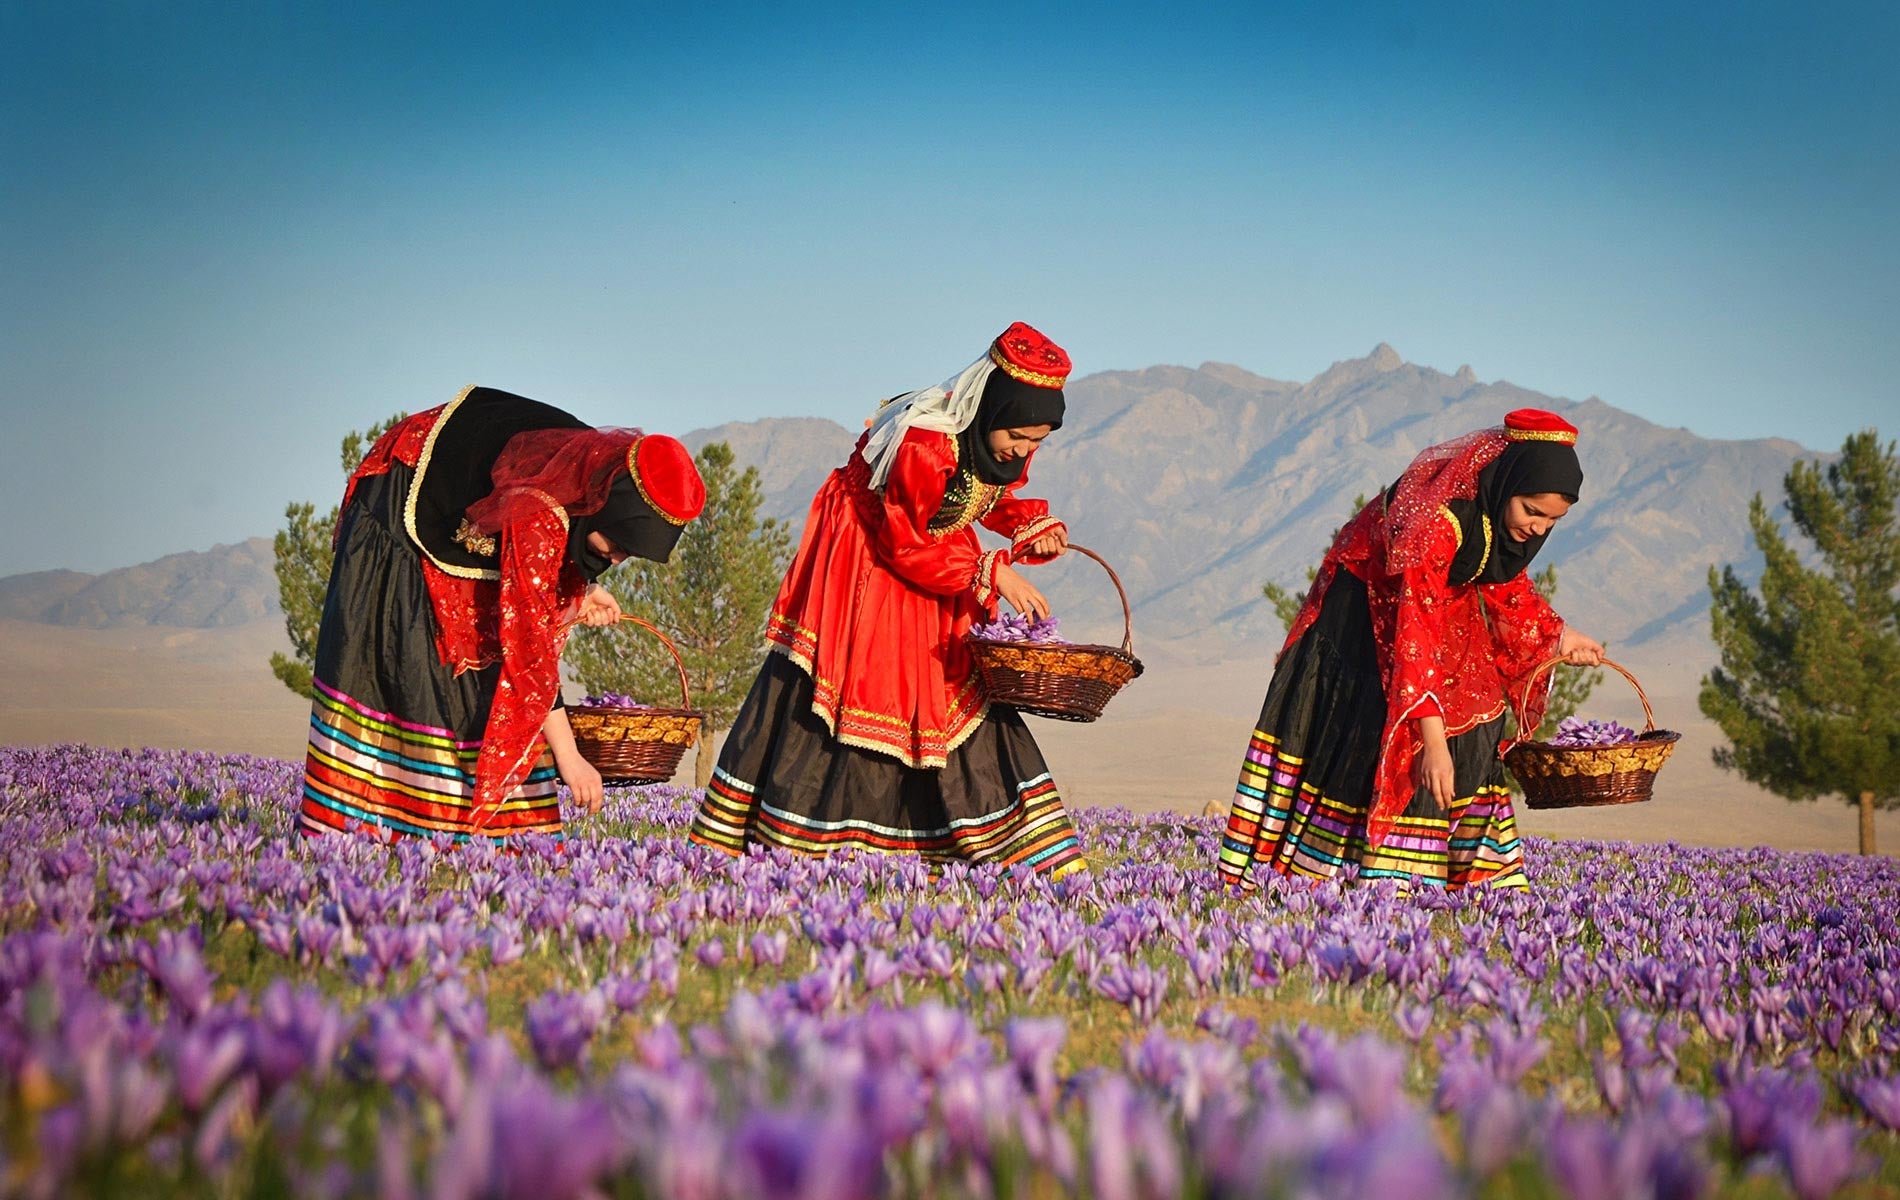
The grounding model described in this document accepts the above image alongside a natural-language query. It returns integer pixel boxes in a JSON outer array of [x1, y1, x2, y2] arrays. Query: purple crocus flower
[[171, 1022, 246, 1113], [1459, 1083, 1530, 1179], [1006, 1017, 1067, 1114], [523, 989, 606, 1072], [749, 930, 788, 968], [1394, 1002, 1433, 1043], [1096, 961, 1170, 1026], [134, 929, 215, 1020], [1294, 1031, 1411, 1130], [1774, 1118, 1868, 1200], [732, 1110, 883, 1200], [1845, 1073, 1900, 1132]]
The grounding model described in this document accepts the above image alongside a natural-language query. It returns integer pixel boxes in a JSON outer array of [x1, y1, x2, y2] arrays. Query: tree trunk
[[695, 717, 717, 791], [1860, 790, 1877, 856]]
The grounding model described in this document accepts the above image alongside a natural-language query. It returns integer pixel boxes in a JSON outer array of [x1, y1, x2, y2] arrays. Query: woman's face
[[985, 424, 1054, 465], [1503, 492, 1573, 543], [586, 530, 629, 565]]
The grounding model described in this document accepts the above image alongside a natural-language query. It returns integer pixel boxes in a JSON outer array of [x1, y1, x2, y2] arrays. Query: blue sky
[[2, 1, 1894, 574]]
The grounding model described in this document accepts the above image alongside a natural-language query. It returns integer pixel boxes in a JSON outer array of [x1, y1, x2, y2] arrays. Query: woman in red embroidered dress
[[1218, 409, 1605, 890], [690, 323, 1088, 880], [297, 386, 705, 844]]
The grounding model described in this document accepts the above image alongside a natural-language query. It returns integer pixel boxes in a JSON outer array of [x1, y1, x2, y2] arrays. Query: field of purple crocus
[[2, 744, 1898, 1199]]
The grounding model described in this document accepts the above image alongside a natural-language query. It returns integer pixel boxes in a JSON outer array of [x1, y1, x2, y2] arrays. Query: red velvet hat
[[1503, 408, 1579, 446], [627, 434, 706, 525], [988, 321, 1072, 389]]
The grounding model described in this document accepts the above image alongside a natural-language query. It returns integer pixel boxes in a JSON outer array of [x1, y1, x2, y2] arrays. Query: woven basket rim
[[569, 704, 706, 721], [1509, 728, 1681, 754], [966, 634, 1144, 665]]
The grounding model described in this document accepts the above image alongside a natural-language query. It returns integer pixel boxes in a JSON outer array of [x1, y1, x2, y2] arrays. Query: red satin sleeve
[[471, 500, 581, 820], [980, 456, 1066, 566], [1479, 569, 1566, 737], [875, 430, 985, 596], [1386, 516, 1463, 725]]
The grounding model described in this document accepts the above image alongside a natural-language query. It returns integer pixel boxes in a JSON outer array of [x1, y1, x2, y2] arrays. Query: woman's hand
[[578, 584, 623, 628], [557, 752, 605, 814], [540, 706, 604, 814], [994, 562, 1051, 621], [1414, 715, 1454, 812], [1557, 627, 1605, 667], [1026, 525, 1069, 559]]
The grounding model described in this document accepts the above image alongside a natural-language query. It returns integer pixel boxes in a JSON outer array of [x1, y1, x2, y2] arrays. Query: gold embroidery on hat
[[988, 344, 1066, 389], [626, 436, 691, 527]]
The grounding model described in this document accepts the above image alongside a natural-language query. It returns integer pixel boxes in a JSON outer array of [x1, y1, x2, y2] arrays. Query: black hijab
[[958, 370, 1066, 485], [1445, 440, 1584, 585], [569, 474, 686, 580]]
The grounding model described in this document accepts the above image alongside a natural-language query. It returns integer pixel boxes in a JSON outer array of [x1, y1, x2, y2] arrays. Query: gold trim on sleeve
[[1438, 506, 1463, 551], [1462, 514, 1493, 584]]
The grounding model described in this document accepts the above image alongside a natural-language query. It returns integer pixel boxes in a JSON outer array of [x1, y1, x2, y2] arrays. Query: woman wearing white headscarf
[[690, 322, 1087, 881]]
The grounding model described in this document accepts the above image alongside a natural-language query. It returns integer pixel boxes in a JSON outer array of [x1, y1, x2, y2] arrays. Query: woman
[[689, 322, 1087, 881], [297, 385, 705, 843], [1218, 408, 1605, 891]]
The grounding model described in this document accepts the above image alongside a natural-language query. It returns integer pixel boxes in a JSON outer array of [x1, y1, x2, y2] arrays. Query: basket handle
[[1518, 656, 1655, 737], [562, 612, 693, 709], [1063, 544, 1136, 656]]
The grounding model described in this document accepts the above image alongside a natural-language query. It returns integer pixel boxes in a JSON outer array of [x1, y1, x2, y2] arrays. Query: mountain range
[[0, 537, 279, 629], [686, 345, 1805, 660], [2, 347, 1807, 667]]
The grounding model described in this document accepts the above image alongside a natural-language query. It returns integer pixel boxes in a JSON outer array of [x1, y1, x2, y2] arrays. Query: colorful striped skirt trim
[[691, 767, 1086, 880], [1220, 728, 1526, 892], [690, 652, 1086, 880], [297, 681, 562, 843]]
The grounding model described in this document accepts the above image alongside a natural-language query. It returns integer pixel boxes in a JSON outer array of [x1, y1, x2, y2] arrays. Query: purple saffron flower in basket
[[1547, 716, 1640, 747], [970, 612, 1069, 644], [576, 692, 650, 709]]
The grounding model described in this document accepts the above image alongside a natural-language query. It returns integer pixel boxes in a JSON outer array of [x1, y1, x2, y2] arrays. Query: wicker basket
[[565, 615, 705, 785], [1504, 657, 1681, 809], [966, 544, 1144, 722]]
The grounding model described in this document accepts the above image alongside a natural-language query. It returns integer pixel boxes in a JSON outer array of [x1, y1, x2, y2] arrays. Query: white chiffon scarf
[[858, 354, 1000, 492]]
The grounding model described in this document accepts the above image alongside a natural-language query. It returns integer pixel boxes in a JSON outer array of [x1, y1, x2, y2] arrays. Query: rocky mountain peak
[[0, 352, 1809, 664], [669, 353, 1806, 660], [0, 538, 280, 629]]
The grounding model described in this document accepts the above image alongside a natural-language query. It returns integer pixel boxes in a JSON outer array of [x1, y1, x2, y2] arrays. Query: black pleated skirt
[[296, 465, 561, 842], [1218, 572, 1526, 890], [689, 652, 1087, 879]]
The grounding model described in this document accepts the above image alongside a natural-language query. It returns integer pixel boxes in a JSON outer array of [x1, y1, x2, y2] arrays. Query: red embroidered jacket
[[766, 427, 1065, 767], [1283, 497, 1564, 849]]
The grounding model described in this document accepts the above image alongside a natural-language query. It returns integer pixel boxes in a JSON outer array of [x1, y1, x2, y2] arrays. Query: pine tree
[[270, 415, 406, 697], [566, 442, 793, 788], [1701, 430, 1900, 855]]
